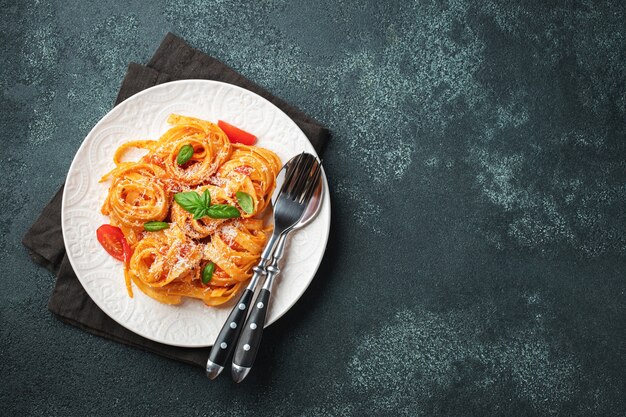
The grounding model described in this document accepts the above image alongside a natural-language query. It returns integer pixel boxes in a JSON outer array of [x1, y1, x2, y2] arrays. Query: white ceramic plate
[[61, 80, 330, 347]]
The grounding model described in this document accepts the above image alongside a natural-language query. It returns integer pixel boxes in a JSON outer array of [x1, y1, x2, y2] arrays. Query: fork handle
[[232, 236, 287, 382], [261, 230, 280, 261]]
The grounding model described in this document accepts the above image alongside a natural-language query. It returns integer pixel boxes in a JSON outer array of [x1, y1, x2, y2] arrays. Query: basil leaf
[[202, 262, 215, 284], [174, 191, 203, 213], [206, 204, 241, 219], [202, 189, 211, 208], [193, 207, 207, 220], [236, 191, 254, 214], [143, 221, 169, 231], [176, 144, 194, 165]]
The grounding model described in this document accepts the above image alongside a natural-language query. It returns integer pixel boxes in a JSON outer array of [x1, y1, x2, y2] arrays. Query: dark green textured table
[[2, 1, 626, 416]]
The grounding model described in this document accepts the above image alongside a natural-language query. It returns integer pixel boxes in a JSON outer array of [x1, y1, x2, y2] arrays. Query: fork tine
[[288, 154, 315, 199], [287, 153, 311, 197], [301, 161, 322, 203], [278, 152, 304, 199]]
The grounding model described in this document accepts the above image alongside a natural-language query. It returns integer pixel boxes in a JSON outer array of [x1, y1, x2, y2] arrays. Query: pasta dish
[[97, 114, 281, 306]]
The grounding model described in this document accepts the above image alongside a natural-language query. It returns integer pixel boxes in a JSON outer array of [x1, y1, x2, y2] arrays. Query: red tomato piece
[[218, 120, 257, 145], [96, 224, 132, 263]]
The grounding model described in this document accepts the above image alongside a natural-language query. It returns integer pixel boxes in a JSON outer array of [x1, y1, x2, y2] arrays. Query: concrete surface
[[1, 0, 625, 416]]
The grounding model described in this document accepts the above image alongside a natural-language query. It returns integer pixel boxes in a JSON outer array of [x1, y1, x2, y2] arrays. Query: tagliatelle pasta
[[99, 114, 281, 306]]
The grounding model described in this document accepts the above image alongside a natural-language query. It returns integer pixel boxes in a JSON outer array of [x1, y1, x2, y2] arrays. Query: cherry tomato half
[[218, 120, 257, 145], [96, 224, 132, 263]]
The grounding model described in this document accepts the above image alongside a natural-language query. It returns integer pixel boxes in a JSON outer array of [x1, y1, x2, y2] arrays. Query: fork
[[231, 158, 322, 382], [206, 153, 316, 380]]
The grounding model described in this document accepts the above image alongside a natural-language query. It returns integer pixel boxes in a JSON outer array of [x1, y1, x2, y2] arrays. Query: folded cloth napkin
[[22, 33, 330, 368]]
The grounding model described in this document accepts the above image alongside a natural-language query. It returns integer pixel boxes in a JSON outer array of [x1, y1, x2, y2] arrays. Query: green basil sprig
[[202, 262, 215, 284], [206, 204, 241, 219], [176, 144, 194, 165], [143, 221, 169, 231], [236, 191, 254, 214], [173, 189, 240, 220], [174, 190, 211, 220]]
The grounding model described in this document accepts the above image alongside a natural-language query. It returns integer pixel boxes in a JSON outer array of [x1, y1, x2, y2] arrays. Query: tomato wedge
[[96, 224, 132, 263], [218, 120, 257, 145]]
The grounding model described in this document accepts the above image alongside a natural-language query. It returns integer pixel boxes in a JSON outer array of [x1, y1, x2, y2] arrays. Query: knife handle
[[206, 288, 254, 379]]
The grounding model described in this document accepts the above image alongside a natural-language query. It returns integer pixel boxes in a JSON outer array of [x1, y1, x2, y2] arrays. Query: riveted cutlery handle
[[232, 288, 271, 369], [231, 234, 286, 382], [207, 289, 254, 369]]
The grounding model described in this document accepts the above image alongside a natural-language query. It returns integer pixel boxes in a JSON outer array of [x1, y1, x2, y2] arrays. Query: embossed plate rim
[[61, 79, 330, 347]]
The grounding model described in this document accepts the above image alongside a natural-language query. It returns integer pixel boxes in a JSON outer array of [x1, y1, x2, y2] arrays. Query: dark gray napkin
[[22, 33, 330, 368]]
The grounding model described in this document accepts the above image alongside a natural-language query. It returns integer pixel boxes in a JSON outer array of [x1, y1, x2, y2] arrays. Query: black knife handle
[[232, 288, 271, 369], [207, 288, 254, 368]]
